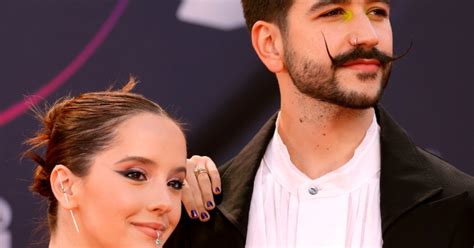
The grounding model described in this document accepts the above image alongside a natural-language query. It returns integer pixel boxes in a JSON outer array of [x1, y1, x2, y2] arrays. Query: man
[[167, 0, 474, 247]]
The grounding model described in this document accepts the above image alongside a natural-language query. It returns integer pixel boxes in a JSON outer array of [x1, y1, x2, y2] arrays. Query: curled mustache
[[321, 33, 413, 69]]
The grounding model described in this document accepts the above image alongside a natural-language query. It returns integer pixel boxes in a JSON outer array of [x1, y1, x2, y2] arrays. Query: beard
[[284, 42, 392, 109]]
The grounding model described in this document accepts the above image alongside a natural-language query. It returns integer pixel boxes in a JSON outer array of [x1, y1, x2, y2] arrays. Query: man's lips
[[132, 222, 167, 239], [341, 59, 381, 73]]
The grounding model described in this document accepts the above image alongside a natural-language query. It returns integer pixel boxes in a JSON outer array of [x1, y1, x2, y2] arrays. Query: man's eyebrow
[[368, 0, 390, 5], [307, 0, 390, 15], [307, 0, 350, 15]]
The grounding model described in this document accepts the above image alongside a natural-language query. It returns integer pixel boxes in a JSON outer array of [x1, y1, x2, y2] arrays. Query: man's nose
[[348, 14, 380, 48]]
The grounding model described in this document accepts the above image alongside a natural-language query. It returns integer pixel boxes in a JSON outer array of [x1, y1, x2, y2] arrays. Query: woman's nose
[[147, 187, 173, 215]]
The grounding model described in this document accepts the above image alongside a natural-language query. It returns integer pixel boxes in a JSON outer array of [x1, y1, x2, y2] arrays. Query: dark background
[[0, 1, 472, 247]]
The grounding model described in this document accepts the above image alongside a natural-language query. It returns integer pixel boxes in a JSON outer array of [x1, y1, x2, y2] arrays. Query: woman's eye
[[321, 8, 345, 17], [122, 170, 147, 181], [167, 180, 184, 190]]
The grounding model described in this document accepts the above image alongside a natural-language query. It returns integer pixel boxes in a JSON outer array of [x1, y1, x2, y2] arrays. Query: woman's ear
[[251, 20, 285, 73], [50, 165, 79, 210]]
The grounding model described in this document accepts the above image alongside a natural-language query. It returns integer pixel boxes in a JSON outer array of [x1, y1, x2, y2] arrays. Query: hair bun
[[43, 98, 71, 136], [30, 165, 54, 200]]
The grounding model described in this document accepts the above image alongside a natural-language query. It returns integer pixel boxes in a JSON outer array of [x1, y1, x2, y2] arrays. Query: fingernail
[[207, 201, 214, 208], [191, 210, 198, 219], [215, 187, 221, 193], [201, 212, 209, 220]]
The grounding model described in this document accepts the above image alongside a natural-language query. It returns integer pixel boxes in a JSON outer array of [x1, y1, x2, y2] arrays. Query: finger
[[203, 156, 221, 195], [196, 172, 214, 210], [199, 210, 210, 222], [181, 180, 199, 219], [186, 159, 210, 221], [191, 157, 215, 211]]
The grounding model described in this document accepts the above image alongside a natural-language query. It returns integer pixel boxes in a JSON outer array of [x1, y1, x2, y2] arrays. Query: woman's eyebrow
[[115, 156, 187, 176], [173, 166, 187, 175], [114, 156, 156, 165]]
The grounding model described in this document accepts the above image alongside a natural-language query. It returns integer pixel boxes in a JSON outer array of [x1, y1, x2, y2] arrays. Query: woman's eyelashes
[[167, 179, 185, 190], [117, 169, 184, 190], [118, 169, 147, 181]]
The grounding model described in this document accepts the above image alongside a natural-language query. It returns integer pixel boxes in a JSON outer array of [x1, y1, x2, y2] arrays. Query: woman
[[25, 79, 189, 247]]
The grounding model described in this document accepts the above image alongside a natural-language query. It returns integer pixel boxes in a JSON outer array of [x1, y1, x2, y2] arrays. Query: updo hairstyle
[[24, 78, 177, 232]]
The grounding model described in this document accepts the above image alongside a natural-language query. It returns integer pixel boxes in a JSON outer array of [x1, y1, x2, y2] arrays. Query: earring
[[58, 170, 80, 233]]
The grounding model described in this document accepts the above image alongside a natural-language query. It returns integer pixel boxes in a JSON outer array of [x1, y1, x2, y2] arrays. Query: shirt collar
[[263, 113, 381, 198]]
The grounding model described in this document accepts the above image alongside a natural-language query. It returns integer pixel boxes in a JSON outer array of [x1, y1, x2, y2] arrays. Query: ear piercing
[[57, 170, 80, 233]]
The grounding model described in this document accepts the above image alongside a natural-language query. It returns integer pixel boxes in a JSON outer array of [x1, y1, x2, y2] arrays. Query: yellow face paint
[[343, 10, 353, 21]]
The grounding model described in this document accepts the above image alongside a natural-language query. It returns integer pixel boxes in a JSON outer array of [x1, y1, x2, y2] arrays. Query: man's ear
[[251, 20, 285, 73], [50, 164, 79, 210]]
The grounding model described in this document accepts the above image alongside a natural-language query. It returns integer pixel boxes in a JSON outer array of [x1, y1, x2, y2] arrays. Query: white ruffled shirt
[[246, 115, 383, 248]]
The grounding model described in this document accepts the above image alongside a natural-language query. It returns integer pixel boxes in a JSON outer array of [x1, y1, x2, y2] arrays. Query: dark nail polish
[[207, 201, 214, 208], [215, 187, 221, 193], [201, 212, 209, 219], [191, 210, 198, 219]]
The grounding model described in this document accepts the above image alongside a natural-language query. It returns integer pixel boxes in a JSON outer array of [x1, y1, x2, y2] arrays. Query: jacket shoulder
[[416, 147, 474, 200]]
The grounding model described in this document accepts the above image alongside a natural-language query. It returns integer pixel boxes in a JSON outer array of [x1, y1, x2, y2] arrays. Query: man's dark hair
[[241, 0, 294, 31]]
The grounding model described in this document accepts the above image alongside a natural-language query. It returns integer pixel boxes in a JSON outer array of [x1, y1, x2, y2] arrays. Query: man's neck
[[278, 94, 375, 180]]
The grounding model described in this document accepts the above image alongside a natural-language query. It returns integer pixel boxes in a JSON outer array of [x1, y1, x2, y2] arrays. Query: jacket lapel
[[216, 107, 447, 241], [217, 113, 278, 238], [376, 106, 443, 234]]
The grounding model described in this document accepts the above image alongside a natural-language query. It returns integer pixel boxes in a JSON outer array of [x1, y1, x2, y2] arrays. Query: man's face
[[282, 0, 393, 109]]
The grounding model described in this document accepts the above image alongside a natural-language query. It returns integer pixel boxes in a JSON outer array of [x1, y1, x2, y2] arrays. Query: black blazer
[[167, 106, 474, 248]]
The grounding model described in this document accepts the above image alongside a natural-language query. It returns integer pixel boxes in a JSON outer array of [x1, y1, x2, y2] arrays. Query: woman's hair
[[24, 78, 178, 232]]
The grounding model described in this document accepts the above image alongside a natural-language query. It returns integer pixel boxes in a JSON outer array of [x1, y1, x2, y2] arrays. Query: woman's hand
[[181, 155, 221, 222]]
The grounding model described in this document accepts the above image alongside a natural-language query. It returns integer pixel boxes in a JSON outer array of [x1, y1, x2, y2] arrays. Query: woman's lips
[[342, 59, 381, 73], [132, 222, 166, 240]]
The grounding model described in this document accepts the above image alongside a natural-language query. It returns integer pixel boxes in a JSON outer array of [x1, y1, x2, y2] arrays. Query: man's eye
[[321, 8, 345, 17], [122, 170, 147, 181], [167, 180, 184, 190], [368, 8, 389, 17]]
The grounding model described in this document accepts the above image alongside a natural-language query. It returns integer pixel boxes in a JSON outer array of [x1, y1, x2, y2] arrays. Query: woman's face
[[75, 113, 186, 247]]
